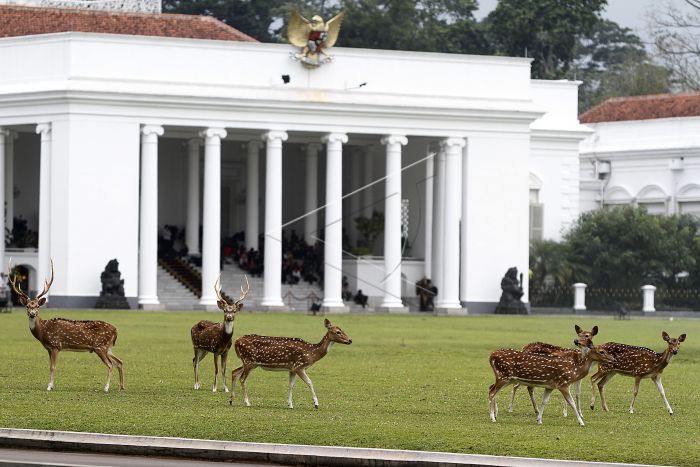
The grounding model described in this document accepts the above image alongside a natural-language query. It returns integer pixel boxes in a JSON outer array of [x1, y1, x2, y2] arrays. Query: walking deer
[[10, 260, 124, 392], [590, 331, 686, 414], [191, 275, 249, 392], [229, 318, 352, 409], [489, 337, 614, 425], [508, 325, 598, 417]]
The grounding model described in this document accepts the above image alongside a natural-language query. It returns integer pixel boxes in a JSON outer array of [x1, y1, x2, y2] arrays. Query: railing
[[283, 290, 321, 312]]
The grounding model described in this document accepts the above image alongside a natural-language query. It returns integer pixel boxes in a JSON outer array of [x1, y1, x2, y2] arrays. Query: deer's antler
[[235, 275, 250, 306], [7, 258, 30, 302], [214, 275, 228, 305], [36, 258, 55, 300]]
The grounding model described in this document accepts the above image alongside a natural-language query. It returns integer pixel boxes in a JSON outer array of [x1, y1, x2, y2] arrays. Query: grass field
[[0, 310, 698, 466]]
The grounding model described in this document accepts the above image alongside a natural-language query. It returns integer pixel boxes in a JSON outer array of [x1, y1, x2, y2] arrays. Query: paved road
[[0, 447, 285, 467]]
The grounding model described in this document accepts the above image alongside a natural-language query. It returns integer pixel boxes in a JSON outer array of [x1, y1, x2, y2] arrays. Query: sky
[[475, 0, 699, 47]]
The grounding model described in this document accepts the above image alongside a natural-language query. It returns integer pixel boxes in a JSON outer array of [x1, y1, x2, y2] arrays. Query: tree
[[573, 19, 672, 112], [564, 207, 699, 290], [649, 1, 700, 90], [162, 0, 284, 43], [485, 0, 607, 79]]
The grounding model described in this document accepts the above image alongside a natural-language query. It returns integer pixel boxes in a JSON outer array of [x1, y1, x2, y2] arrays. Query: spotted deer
[[229, 318, 352, 409], [489, 338, 614, 426], [590, 331, 686, 414], [10, 260, 124, 392], [191, 275, 249, 392], [508, 325, 598, 417]]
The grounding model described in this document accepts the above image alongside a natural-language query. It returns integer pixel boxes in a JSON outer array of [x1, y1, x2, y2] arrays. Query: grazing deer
[[508, 325, 598, 417], [191, 275, 249, 392], [229, 318, 352, 409], [10, 260, 124, 392], [489, 339, 614, 426], [590, 331, 686, 415]]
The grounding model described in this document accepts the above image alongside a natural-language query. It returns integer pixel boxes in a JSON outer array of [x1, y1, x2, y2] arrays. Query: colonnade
[[0, 123, 470, 312]]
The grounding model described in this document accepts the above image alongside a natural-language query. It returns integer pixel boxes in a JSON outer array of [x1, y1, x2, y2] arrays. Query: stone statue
[[494, 267, 528, 314], [95, 259, 130, 309]]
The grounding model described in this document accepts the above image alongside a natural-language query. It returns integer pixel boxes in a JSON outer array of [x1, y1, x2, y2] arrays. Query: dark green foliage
[[485, 0, 607, 79], [574, 20, 672, 112], [565, 207, 699, 290]]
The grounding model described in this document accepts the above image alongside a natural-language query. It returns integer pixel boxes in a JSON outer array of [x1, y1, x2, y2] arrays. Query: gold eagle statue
[[288, 8, 345, 68]]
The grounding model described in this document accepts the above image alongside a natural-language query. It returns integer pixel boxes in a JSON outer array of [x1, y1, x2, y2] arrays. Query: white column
[[642, 285, 656, 313], [0, 129, 7, 271], [348, 147, 361, 248], [4, 131, 15, 233], [380, 135, 408, 312], [431, 147, 446, 292], [436, 137, 466, 312], [245, 141, 262, 251], [36, 123, 52, 299], [261, 131, 288, 309], [186, 138, 201, 256], [321, 132, 348, 312], [138, 124, 163, 308], [424, 144, 434, 278], [304, 143, 321, 245], [573, 283, 587, 312], [362, 146, 374, 218], [459, 143, 469, 302], [198, 127, 227, 307]]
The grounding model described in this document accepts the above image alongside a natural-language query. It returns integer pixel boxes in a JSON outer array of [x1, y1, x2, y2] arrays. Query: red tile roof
[[580, 92, 700, 123], [0, 5, 257, 42]]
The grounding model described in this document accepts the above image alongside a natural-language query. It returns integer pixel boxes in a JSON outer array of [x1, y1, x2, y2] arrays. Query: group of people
[[342, 276, 368, 308]]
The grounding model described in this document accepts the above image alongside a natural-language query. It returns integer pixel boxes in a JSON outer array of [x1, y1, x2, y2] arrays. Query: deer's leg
[[47, 349, 58, 391], [597, 372, 614, 412], [229, 366, 244, 405], [193, 349, 206, 390], [629, 376, 642, 414], [221, 350, 229, 393], [240, 366, 254, 407], [212, 353, 220, 392], [108, 351, 124, 390], [526, 386, 538, 414], [537, 388, 553, 425], [508, 384, 519, 413], [95, 349, 113, 393], [652, 375, 673, 415], [488, 379, 507, 422], [560, 386, 584, 426], [288, 372, 297, 409], [575, 379, 582, 417], [296, 368, 319, 409]]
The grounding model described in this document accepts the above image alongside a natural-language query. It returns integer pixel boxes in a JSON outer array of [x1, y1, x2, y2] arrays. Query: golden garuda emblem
[[288, 8, 345, 68]]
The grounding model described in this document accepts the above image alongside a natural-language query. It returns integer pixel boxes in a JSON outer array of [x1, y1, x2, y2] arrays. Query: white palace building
[[0, 0, 589, 312]]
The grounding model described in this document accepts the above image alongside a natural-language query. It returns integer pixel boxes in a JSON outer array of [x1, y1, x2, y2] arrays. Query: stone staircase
[[157, 266, 199, 310]]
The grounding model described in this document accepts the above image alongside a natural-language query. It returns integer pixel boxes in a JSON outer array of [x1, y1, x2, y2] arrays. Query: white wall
[[49, 116, 140, 302]]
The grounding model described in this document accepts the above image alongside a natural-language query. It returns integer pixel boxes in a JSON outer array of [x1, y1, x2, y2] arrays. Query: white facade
[[0, 31, 585, 311], [579, 118, 700, 218]]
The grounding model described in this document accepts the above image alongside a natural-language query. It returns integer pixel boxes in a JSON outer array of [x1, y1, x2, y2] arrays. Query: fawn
[[489, 336, 614, 425], [229, 318, 352, 409], [590, 331, 686, 414]]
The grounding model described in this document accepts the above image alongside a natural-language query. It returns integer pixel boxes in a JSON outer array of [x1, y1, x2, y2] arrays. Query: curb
[[0, 428, 662, 467]]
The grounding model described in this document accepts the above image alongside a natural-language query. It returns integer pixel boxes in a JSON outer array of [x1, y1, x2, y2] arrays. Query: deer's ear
[[37, 297, 46, 307], [574, 324, 582, 334], [662, 331, 670, 342], [235, 304, 243, 313], [19, 296, 28, 306], [324, 318, 331, 329], [591, 326, 598, 336], [217, 300, 225, 310], [679, 334, 686, 342]]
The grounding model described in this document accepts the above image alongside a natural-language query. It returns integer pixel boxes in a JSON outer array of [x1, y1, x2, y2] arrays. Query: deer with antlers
[[590, 331, 686, 415], [489, 332, 614, 426], [10, 260, 124, 392], [191, 275, 249, 392], [508, 325, 598, 417], [229, 318, 352, 409]]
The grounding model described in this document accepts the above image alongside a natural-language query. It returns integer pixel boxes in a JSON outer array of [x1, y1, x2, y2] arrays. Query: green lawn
[[1, 310, 698, 466]]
